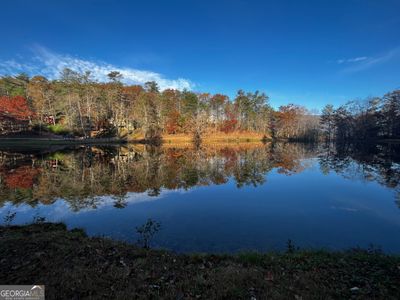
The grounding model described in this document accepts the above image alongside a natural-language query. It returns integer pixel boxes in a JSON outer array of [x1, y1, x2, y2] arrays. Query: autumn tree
[[274, 104, 318, 141], [0, 96, 35, 133], [161, 89, 182, 134]]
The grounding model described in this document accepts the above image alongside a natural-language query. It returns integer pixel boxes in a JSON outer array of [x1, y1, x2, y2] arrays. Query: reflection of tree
[[0, 145, 273, 208], [4, 166, 41, 189], [319, 143, 400, 206], [271, 142, 318, 175], [395, 192, 400, 209], [233, 149, 271, 187], [112, 194, 128, 209], [2, 142, 399, 211], [0, 143, 319, 209]]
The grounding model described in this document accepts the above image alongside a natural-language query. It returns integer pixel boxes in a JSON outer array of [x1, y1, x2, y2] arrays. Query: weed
[[135, 218, 161, 249]]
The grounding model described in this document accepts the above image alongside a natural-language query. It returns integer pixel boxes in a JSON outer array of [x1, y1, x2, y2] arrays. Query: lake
[[1, 142, 400, 253]]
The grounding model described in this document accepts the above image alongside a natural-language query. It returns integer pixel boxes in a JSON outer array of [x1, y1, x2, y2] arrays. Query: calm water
[[1, 142, 400, 253]]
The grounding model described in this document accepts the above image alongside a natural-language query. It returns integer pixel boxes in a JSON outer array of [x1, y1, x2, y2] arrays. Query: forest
[[0, 70, 399, 142]]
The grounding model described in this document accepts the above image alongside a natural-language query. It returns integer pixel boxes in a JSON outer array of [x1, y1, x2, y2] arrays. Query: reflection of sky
[[0, 188, 191, 221], [1, 163, 400, 254]]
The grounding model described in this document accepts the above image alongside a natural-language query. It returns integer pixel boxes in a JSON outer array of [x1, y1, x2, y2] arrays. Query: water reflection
[[319, 143, 400, 206], [0, 142, 399, 211]]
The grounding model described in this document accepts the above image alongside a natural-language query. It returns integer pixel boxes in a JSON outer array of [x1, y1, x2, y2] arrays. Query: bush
[[47, 124, 70, 135]]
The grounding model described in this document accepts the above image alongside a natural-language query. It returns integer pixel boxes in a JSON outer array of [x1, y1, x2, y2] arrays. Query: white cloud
[[337, 56, 368, 64], [0, 45, 194, 91]]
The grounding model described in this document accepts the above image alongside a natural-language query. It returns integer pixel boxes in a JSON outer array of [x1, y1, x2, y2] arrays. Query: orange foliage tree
[[0, 96, 35, 121], [0, 96, 35, 133]]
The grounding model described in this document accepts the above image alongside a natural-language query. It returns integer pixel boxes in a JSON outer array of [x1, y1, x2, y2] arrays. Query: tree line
[[0, 70, 398, 142], [0, 70, 320, 141], [320, 90, 400, 142]]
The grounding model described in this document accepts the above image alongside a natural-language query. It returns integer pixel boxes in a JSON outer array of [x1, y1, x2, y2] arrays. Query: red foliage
[[165, 110, 181, 134], [220, 119, 238, 133], [122, 85, 144, 103], [275, 104, 305, 125], [5, 166, 41, 189], [210, 94, 228, 107], [0, 96, 35, 121], [219, 104, 238, 133]]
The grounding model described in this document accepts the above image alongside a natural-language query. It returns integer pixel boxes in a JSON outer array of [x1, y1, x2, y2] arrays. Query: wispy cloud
[[336, 56, 368, 64], [0, 59, 38, 74], [340, 47, 400, 73], [0, 45, 193, 90]]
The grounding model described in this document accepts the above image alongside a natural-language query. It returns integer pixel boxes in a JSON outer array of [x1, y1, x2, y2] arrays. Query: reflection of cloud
[[0, 202, 33, 213], [0, 188, 191, 222], [86, 192, 164, 210], [0, 45, 193, 91], [331, 206, 358, 212], [341, 47, 400, 73], [84, 189, 191, 211]]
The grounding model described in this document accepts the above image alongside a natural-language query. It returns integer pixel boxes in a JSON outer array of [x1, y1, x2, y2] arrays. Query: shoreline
[[1, 135, 399, 145], [1, 223, 399, 299], [0, 137, 127, 144], [0, 133, 269, 147]]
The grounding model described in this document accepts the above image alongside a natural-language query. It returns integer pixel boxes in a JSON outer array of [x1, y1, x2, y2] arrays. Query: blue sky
[[1, 0, 399, 110]]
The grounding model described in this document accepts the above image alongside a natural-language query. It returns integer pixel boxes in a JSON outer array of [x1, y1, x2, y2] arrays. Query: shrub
[[47, 124, 69, 135]]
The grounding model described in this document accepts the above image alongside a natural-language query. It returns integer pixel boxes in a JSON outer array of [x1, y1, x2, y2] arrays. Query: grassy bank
[[1, 223, 399, 299], [0, 133, 267, 150], [161, 132, 268, 143]]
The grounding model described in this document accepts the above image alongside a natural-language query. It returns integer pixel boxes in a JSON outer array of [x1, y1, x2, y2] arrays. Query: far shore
[[0, 132, 269, 146], [1, 133, 399, 148]]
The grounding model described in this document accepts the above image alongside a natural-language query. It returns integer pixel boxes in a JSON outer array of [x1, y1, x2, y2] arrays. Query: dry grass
[[161, 141, 268, 151], [162, 132, 268, 144]]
